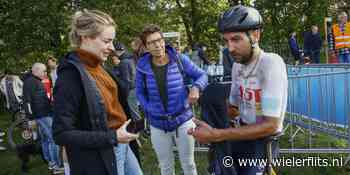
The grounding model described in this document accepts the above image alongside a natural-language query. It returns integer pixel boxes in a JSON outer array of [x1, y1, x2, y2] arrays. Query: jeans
[[36, 116, 61, 167], [114, 143, 143, 175], [338, 53, 350, 63], [150, 120, 197, 175]]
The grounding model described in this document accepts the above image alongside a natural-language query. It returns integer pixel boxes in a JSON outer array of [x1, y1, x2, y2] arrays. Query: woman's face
[[145, 32, 166, 58], [81, 26, 115, 61]]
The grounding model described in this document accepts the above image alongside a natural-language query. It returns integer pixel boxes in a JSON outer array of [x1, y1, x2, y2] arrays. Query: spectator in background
[[131, 36, 146, 62], [303, 25, 322, 63], [173, 42, 181, 54], [23, 63, 63, 174], [41, 76, 52, 102], [111, 42, 136, 91], [198, 44, 210, 66], [47, 56, 58, 87], [182, 46, 191, 58], [0, 69, 23, 113], [329, 11, 350, 63], [288, 31, 302, 64], [191, 43, 210, 68]]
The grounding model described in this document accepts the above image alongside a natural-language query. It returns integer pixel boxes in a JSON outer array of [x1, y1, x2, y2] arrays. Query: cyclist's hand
[[227, 103, 239, 119], [188, 118, 220, 144]]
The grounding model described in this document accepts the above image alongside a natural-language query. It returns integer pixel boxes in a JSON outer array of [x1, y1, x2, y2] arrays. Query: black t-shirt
[[151, 62, 168, 111]]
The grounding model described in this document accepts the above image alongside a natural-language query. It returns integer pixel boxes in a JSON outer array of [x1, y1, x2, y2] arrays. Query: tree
[[255, 0, 329, 58], [0, 0, 336, 71], [152, 0, 229, 59], [0, 0, 70, 71]]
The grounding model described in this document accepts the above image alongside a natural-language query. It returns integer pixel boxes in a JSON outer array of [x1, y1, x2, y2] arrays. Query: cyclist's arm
[[211, 116, 280, 141]]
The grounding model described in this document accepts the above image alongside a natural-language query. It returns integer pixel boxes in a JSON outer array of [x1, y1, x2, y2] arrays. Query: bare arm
[[189, 117, 280, 143], [214, 117, 280, 141]]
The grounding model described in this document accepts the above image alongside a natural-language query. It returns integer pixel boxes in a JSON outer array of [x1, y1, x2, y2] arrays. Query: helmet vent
[[239, 13, 248, 24]]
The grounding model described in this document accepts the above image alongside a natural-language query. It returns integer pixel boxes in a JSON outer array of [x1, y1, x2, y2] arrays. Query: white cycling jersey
[[229, 50, 288, 132]]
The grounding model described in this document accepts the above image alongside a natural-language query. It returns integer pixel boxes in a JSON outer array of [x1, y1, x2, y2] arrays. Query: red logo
[[239, 86, 261, 102]]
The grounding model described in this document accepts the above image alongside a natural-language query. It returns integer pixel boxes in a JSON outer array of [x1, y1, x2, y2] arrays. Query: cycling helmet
[[218, 5, 263, 33]]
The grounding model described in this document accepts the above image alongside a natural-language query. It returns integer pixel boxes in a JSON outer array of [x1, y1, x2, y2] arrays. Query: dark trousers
[[304, 49, 320, 64]]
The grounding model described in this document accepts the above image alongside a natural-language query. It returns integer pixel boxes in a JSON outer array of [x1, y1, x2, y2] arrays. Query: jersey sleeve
[[261, 56, 287, 118], [229, 64, 240, 107]]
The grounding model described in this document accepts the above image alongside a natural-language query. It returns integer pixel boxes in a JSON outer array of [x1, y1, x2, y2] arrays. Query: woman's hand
[[116, 120, 139, 143], [188, 86, 200, 104]]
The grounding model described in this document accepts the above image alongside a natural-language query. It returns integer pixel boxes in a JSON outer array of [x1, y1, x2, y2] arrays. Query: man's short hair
[[47, 56, 57, 63], [32, 63, 46, 75], [338, 11, 348, 20], [140, 24, 163, 45]]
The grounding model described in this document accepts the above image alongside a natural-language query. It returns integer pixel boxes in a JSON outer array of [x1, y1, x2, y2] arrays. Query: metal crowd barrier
[[285, 65, 350, 158]]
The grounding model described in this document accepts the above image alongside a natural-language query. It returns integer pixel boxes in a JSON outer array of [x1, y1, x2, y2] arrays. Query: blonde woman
[[52, 9, 142, 175]]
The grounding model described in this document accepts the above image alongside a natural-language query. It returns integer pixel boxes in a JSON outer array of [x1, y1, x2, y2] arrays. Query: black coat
[[111, 52, 135, 90], [53, 52, 131, 175], [222, 48, 234, 80], [303, 31, 322, 51], [22, 73, 52, 119]]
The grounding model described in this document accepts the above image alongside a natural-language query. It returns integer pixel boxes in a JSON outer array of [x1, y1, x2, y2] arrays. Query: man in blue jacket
[[288, 31, 301, 64], [303, 25, 323, 64], [135, 24, 208, 175]]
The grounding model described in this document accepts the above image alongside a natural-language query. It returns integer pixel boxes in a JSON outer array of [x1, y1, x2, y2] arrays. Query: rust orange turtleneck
[[76, 48, 127, 129]]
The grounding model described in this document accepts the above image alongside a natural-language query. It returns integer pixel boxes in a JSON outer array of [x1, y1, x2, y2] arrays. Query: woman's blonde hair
[[69, 9, 116, 48]]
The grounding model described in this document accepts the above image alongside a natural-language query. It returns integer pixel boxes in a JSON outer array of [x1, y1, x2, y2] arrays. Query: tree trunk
[[175, 0, 193, 47]]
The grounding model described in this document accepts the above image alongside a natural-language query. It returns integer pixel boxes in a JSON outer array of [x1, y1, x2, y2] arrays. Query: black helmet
[[113, 41, 125, 51], [218, 5, 263, 33]]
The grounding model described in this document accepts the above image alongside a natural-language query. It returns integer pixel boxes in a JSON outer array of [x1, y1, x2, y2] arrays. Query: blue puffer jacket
[[135, 45, 208, 131]]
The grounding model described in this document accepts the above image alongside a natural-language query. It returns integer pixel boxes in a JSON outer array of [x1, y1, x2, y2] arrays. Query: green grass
[[0, 112, 208, 175], [1, 112, 350, 175], [276, 117, 350, 175]]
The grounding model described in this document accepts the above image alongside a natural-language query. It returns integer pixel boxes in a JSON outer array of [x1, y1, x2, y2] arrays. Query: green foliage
[[80, 0, 157, 46], [151, 0, 229, 59], [0, 0, 70, 73], [255, 0, 329, 46], [0, 0, 337, 71]]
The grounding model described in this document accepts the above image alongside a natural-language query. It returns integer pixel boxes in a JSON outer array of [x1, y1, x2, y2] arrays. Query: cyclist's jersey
[[229, 50, 287, 132]]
